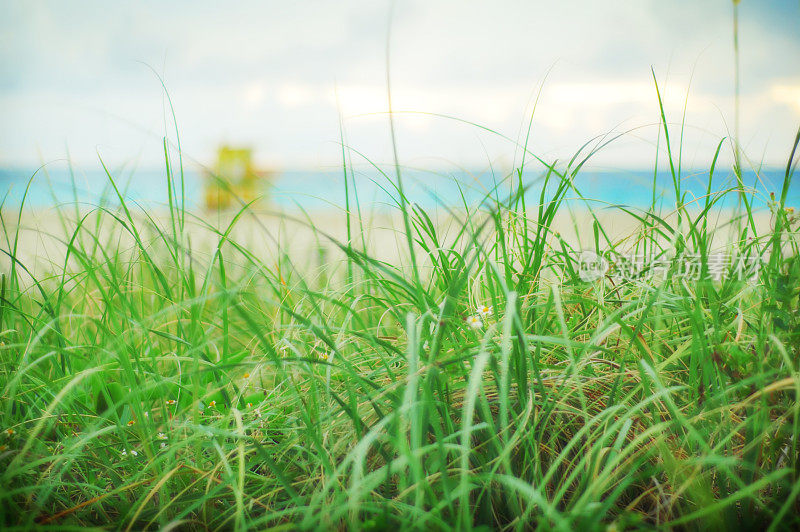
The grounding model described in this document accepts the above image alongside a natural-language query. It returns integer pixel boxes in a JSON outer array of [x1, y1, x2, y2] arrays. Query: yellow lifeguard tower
[[205, 145, 271, 209]]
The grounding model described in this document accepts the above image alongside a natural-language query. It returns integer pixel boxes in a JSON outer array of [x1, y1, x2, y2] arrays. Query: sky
[[1, 0, 799, 174]]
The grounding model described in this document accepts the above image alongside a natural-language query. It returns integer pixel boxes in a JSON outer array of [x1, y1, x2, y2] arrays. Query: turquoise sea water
[[1, 165, 796, 212]]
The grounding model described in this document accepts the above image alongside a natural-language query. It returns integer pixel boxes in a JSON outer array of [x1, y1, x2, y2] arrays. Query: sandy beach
[[2, 204, 777, 288]]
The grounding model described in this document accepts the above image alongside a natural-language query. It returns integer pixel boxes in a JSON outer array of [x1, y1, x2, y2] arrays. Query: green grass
[[1, 97, 799, 531]]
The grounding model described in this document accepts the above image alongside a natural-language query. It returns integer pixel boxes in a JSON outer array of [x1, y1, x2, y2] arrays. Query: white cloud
[[0, 0, 798, 170], [770, 83, 800, 113]]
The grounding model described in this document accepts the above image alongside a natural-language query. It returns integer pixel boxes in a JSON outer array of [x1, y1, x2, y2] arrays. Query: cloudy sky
[[1, 0, 799, 173]]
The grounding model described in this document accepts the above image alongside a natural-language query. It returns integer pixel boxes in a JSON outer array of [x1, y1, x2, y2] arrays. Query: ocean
[[1, 165, 796, 213]]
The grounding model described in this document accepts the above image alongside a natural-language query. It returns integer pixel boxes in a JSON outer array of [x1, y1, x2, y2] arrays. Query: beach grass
[[1, 95, 800, 531]]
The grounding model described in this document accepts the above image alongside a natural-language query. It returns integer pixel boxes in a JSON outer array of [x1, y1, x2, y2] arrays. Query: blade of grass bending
[[385, 6, 421, 292]]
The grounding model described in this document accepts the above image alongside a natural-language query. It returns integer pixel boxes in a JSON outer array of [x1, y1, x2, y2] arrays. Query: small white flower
[[466, 315, 483, 330], [160, 442, 167, 449], [121, 449, 127, 456], [477, 305, 491, 317], [157, 432, 167, 440], [143, 411, 149, 418]]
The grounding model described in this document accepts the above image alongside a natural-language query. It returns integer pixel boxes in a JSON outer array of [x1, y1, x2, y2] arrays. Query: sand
[[1, 204, 777, 288]]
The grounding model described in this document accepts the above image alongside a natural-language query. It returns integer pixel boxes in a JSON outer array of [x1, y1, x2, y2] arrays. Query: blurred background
[[1, 0, 799, 209]]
